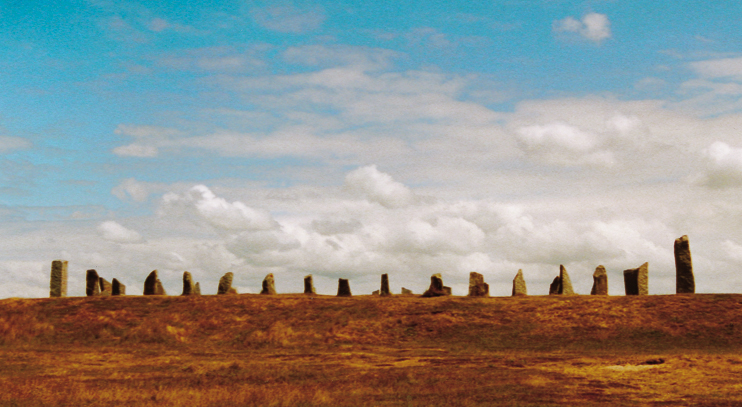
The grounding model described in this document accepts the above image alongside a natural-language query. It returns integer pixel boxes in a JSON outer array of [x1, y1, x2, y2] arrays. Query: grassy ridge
[[2, 293, 741, 351]]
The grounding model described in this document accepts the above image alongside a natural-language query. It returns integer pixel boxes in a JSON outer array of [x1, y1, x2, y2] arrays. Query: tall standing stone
[[422, 273, 451, 297], [512, 269, 527, 296], [380, 274, 391, 296], [261, 273, 276, 295], [86, 269, 100, 296], [337, 278, 352, 297], [467, 272, 489, 297], [144, 270, 165, 295], [49, 260, 68, 298], [304, 275, 316, 294], [194, 282, 201, 295], [98, 278, 112, 296], [112, 278, 126, 296], [182, 271, 197, 296], [591, 266, 608, 295], [548, 276, 561, 295], [623, 262, 649, 295], [675, 235, 695, 294], [217, 272, 236, 295]]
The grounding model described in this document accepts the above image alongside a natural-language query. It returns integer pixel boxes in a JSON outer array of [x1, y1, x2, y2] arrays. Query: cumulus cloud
[[516, 122, 615, 167], [554, 13, 611, 43], [344, 165, 416, 208], [698, 141, 742, 188], [162, 185, 277, 231], [98, 221, 143, 243]]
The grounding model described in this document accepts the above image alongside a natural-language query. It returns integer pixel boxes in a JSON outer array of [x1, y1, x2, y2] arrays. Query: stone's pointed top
[[512, 269, 527, 296], [675, 235, 695, 294], [559, 265, 575, 295], [261, 273, 276, 295], [86, 269, 100, 297], [591, 265, 608, 295], [468, 272, 489, 297]]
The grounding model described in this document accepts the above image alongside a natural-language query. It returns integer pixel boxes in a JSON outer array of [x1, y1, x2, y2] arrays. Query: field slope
[[1, 293, 742, 406]]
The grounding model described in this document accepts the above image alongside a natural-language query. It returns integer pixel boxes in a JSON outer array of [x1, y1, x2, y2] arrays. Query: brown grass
[[1, 294, 742, 405]]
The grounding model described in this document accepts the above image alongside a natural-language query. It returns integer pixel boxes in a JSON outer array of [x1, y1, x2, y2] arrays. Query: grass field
[[1, 293, 742, 406]]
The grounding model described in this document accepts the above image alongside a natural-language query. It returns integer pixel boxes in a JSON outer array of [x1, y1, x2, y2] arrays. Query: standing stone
[[591, 266, 608, 295], [217, 272, 236, 295], [98, 278, 112, 296], [304, 275, 316, 294], [548, 276, 561, 295], [112, 278, 126, 296], [86, 269, 101, 296], [623, 262, 649, 296], [143, 270, 165, 295], [467, 272, 489, 297], [422, 273, 451, 297], [380, 274, 391, 296], [261, 273, 276, 295], [182, 271, 197, 296], [194, 282, 201, 295], [401, 287, 413, 295], [372, 290, 380, 295], [675, 235, 695, 294], [49, 260, 68, 298], [559, 265, 574, 295], [337, 278, 352, 297], [512, 269, 527, 296]]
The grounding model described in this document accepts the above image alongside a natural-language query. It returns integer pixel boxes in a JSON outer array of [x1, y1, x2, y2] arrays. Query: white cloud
[[250, 5, 325, 34], [697, 141, 742, 188], [554, 12, 611, 44], [111, 178, 156, 202], [0, 136, 32, 153], [344, 165, 416, 208], [690, 57, 742, 79], [113, 144, 158, 157], [98, 221, 143, 243]]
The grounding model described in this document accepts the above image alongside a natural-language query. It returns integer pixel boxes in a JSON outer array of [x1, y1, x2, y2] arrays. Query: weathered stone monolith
[[86, 269, 100, 296], [50, 260, 68, 298], [623, 262, 648, 295], [217, 272, 235, 295], [261, 273, 276, 295], [304, 275, 315, 294], [112, 278, 126, 296], [675, 235, 695, 294], [372, 290, 380, 295], [380, 273, 391, 296], [401, 287, 413, 295], [337, 278, 352, 297], [422, 273, 451, 297], [591, 266, 608, 295], [181, 271, 197, 296], [559, 265, 574, 295], [143, 270, 165, 295], [194, 282, 201, 295], [512, 269, 527, 296], [549, 276, 561, 295], [98, 278, 112, 296], [467, 272, 489, 297]]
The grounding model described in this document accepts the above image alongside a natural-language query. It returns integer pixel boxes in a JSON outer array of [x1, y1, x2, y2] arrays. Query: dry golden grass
[[1, 293, 742, 406]]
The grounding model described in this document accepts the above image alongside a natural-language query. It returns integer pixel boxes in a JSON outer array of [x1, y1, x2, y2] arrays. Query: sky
[[2, 0, 742, 298]]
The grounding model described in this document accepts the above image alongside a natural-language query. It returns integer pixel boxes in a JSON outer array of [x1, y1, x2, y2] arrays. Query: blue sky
[[3, 1, 742, 297]]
